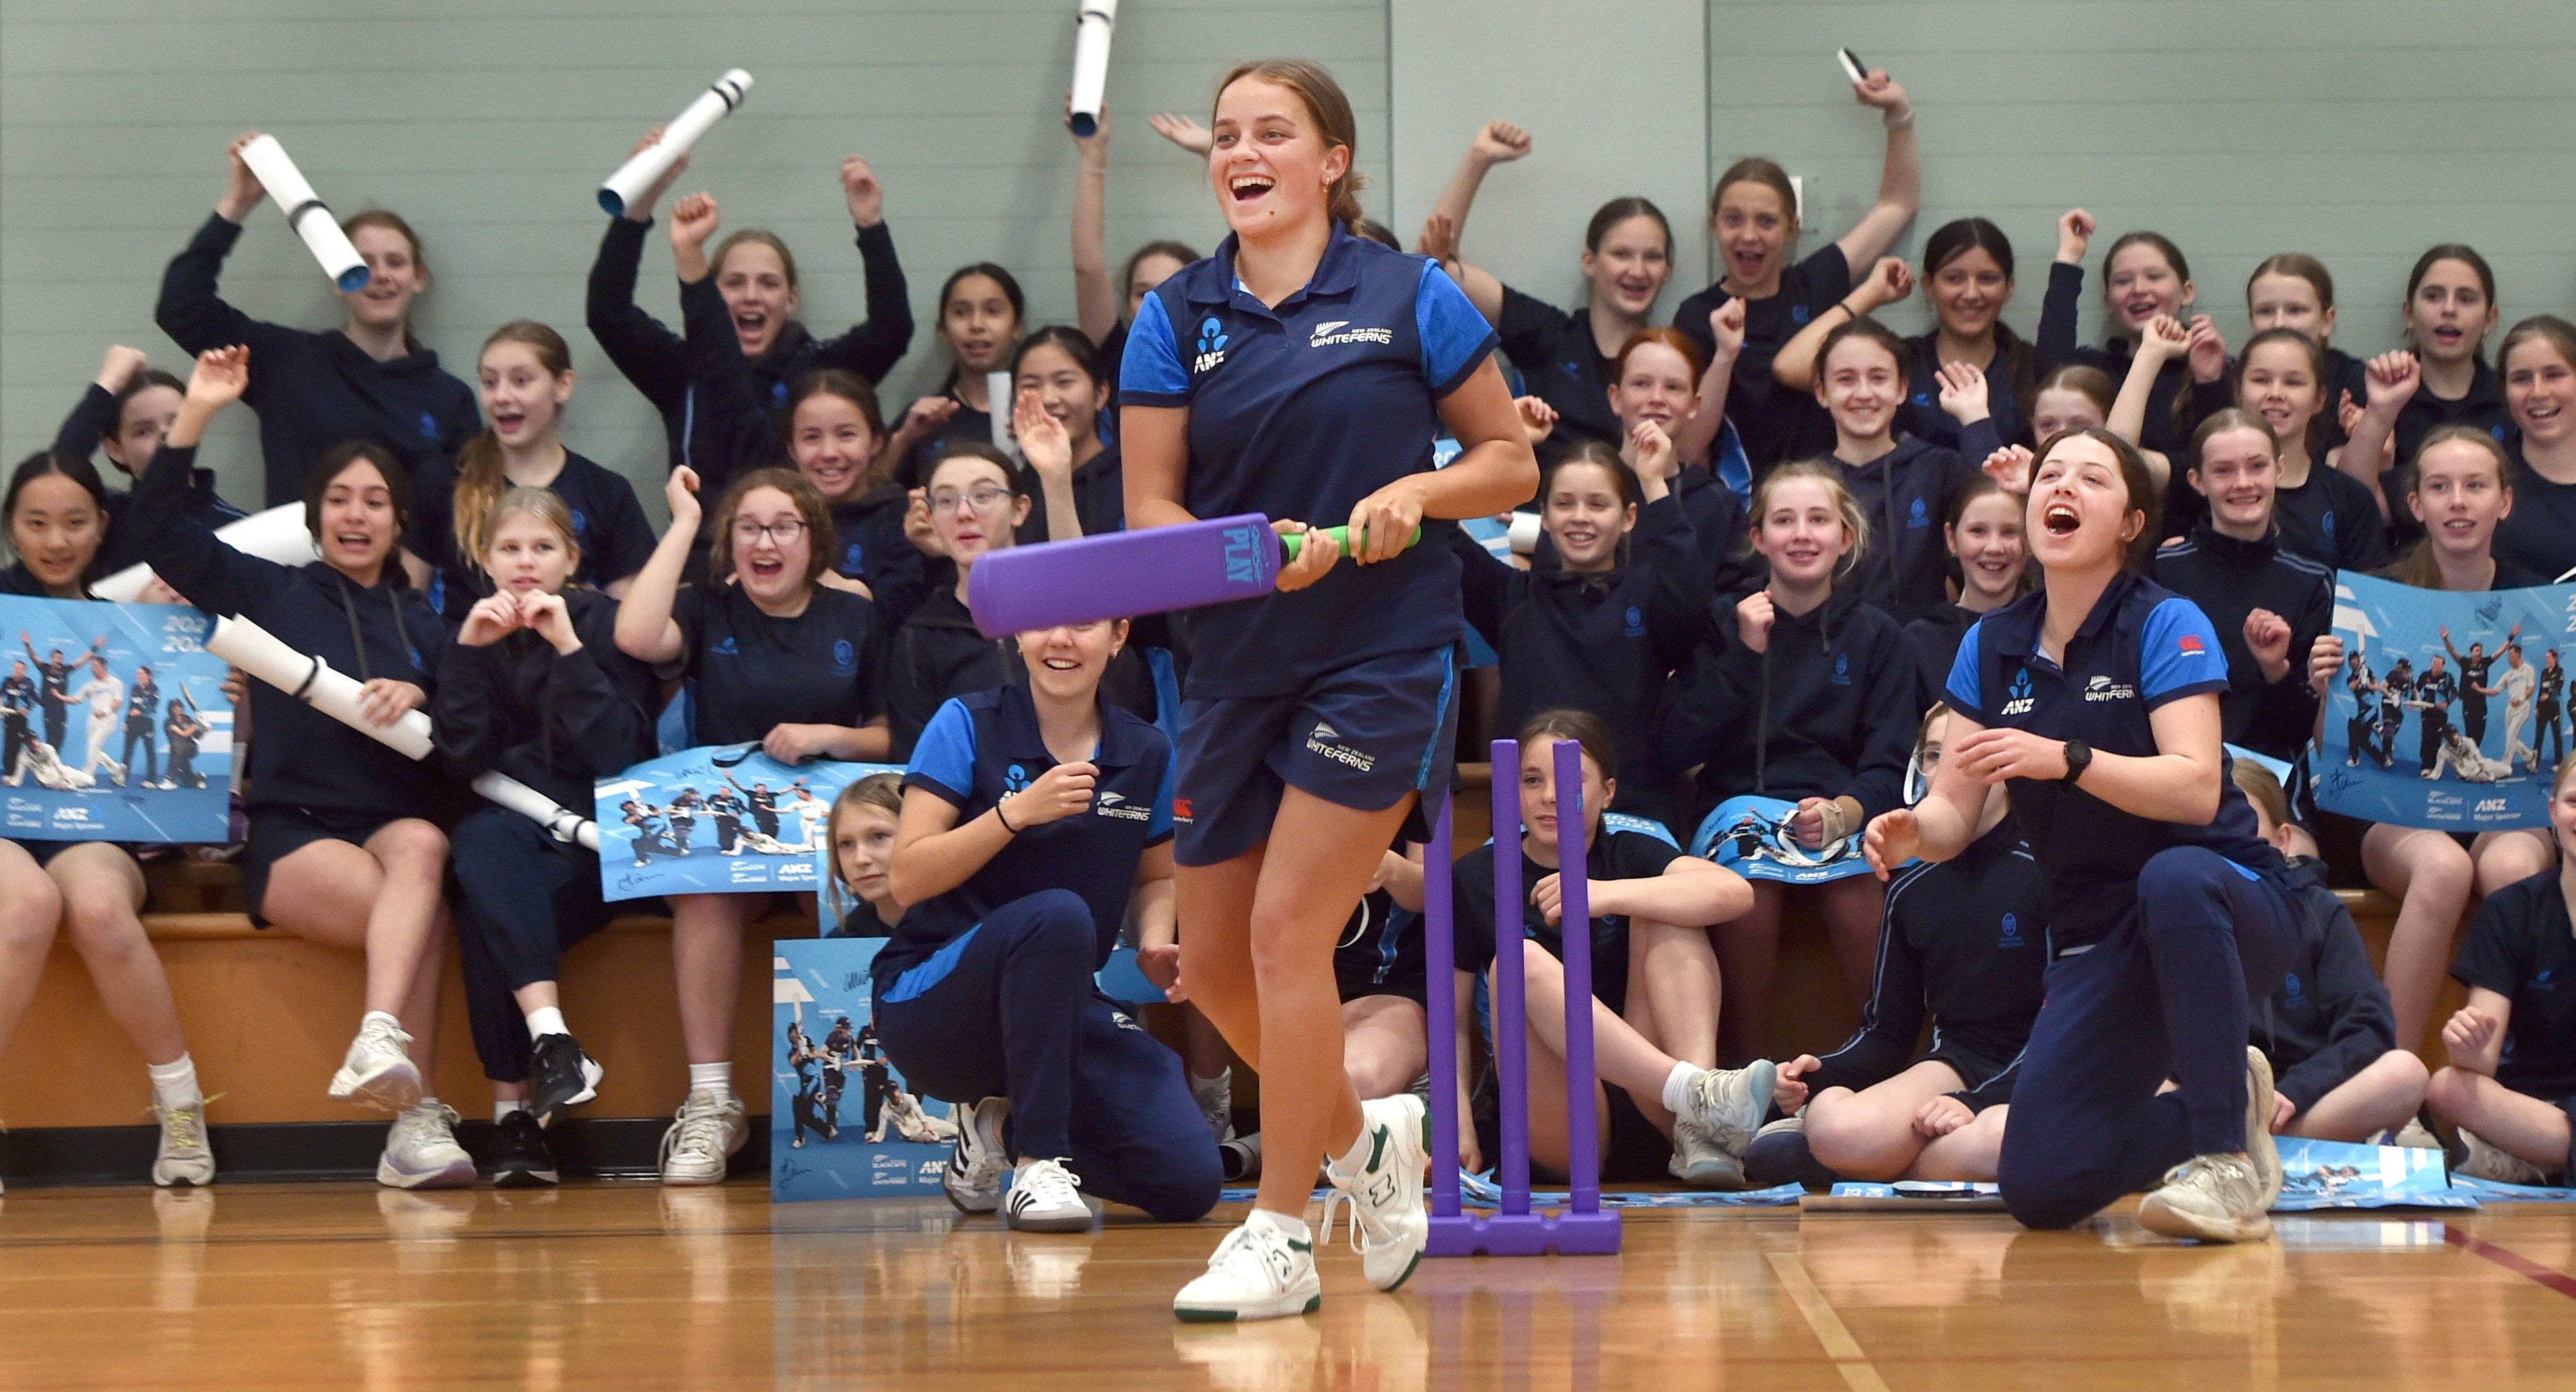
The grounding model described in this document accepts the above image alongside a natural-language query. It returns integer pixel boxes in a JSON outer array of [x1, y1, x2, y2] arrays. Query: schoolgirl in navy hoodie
[[1902, 476, 2031, 716], [156, 137, 479, 509], [1805, 318, 1987, 627], [2340, 245, 2515, 549], [49, 347, 244, 576], [138, 347, 467, 1189], [2035, 218, 2233, 463], [1661, 462, 1915, 1060], [585, 129, 911, 475]]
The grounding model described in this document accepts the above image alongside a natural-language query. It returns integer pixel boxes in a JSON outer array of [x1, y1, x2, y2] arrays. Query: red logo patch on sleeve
[[1172, 798, 1194, 821], [2179, 635, 2205, 655]]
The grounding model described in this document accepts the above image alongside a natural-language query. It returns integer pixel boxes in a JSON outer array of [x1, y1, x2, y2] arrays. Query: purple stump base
[[1427, 1208, 1623, 1258]]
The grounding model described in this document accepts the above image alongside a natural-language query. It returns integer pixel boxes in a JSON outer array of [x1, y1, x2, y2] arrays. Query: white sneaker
[[328, 1014, 422, 1113], [1668, 1116, 1746, 1189], [2137, 1049, 2280, 1243], [1318, 1093, 1430, 1292], [659, 1089, 749, 1185], [1173, 1217, 1322, 1323], [1679, 1059, 1778, 1158], [151, 1100, 215, 1187], [2243, 1046, 2283, 1208], [1191, 1068, 1234, 1143], [377, 1101, 476, 1189], [2456, 1127, 2554, 1185], [1005, 1158, 1097, 1233], [945, 1097, 1010, 1214], [2392, 1119, 2442, 1150]]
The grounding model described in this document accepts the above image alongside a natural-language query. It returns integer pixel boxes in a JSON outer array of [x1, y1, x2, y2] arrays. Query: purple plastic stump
[[1425, 792, 1461, 1223]]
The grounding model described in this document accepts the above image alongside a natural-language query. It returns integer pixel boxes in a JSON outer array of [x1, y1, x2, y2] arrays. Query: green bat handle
[[1278, 522, 1425, 562]]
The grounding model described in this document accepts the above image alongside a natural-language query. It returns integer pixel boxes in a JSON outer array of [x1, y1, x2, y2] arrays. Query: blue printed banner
[[2312, 573, 2575, 832], [593, 747, 886, 903], [0, 597, 233, 844], [1690, 794, 1875, 884], [772, 936, 953, 1201], [2272, 1137, 2476, 1211]]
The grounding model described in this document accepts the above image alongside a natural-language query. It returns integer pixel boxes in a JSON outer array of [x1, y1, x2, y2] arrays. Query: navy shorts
[[1174, 646, 1458, 867], [244, 805, 411, 928]]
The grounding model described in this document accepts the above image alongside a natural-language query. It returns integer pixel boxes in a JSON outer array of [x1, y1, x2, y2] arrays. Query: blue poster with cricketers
[[772, 937, 954, 1201], [0, 596, 233, 843], [591, 747, 882, 903], [2313, 573, 2574, 831]]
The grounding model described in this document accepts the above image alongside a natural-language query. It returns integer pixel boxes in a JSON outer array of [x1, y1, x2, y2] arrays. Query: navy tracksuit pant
[[452, 808, 615, 1084], [875, 889, 1221, 1223], [1999, 847, 2306, 1230]]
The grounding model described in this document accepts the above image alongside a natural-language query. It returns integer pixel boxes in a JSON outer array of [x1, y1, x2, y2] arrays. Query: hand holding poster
[[2312, 573, 2575, 831], [594, 745, 890, 902], [0, 596, 234, 843]]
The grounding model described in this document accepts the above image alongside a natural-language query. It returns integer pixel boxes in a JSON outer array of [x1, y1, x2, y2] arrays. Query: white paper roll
[[1066, 0, 1119, 137], [472, 771, 600, 851], [238, 135, 371, 293], [987, 371, 1019, 458], [205, 616, 433, 761], [1507, 511, 1542, 555], [92, 505, 321, 604], [598, 69, 754, 216]]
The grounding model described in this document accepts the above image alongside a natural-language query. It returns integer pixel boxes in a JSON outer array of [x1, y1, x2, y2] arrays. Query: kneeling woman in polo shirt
[[875, 617, 1219, 1233], [1867, 426, 2305, 1243]]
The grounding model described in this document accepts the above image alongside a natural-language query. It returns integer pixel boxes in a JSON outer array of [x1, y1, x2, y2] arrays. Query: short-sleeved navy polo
[[1121, 227, 1501, 699], [877, 683, 1176, 983], [1944, 570, 2281, 950]]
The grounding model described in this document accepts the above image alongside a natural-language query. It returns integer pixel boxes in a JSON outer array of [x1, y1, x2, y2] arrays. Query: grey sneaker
[[1668, 1116, 1748, 1189], [2454, 1127, 2553, 1186], [328, 1014, 422, 1113], [2137, 1152, 2274, 1243], [1680, 1059, 1779, 1158], [376, 1101, 475, 1190], [944, 1097, 1011, 1214], [151, 1100, 216, 1187]]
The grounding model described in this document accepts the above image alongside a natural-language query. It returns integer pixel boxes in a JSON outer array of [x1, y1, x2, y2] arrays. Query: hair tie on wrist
[[995, 801, 1020, 834]]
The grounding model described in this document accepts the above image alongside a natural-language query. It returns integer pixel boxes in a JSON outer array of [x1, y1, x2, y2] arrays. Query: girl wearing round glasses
[[615, 462, 892, 1185]]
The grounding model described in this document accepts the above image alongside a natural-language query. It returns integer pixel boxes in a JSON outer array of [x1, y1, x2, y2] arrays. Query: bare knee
[[2423, 1066, 2478, 1120], [373, 819, 450, 879], [2381, 1048, 2431, 1099], [2402, 839, 2475, 909], [0, 868, 62, 956], [60, 883, 145, 962]]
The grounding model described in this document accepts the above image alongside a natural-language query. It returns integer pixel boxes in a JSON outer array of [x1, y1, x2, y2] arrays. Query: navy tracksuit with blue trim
[[870, 685, 1217, 1222]]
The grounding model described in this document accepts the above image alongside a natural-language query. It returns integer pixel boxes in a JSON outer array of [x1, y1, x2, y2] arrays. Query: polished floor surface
[[1, 1182, 2571, 1389]]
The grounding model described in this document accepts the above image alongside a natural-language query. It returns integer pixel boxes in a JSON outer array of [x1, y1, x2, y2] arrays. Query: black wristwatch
[[2060, 739, 2093, 787]]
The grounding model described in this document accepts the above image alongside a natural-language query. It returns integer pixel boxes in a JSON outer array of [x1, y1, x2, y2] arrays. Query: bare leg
[[1802, 1059, 1966, 1181], [1911, 1103, 2007, 1181], [48, 843, 182, 1064], [1711, 882, 1783, 1063], [1176, 854, 1265, 1072], [1341, 994, 1427, 1101], [1630, 918, 1717, 1070], [263, 821, 451, 1086], [2283, 1050, 2430, 1142], [2427, 1067, 2574, 1170], [0, 843, 64, 1062], [670, 893, 765, 1066], [2361, 824, 2474, 1051], [2473, 827, 2556, 893], [1816, 876, 1888, 1011], [1516, 938, 1685, 1136]]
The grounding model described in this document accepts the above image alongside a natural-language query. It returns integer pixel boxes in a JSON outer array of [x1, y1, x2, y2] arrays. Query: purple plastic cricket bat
[[964, 513, 1415, 638]]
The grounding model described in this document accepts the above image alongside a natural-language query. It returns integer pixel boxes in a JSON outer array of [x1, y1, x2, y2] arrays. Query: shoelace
[[145, 1092, 223, 1152], [666, 1099, 730, 1160], [1015, 1160, 1084, 1207]]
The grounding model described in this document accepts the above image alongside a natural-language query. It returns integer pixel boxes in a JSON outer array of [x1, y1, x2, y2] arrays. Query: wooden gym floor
[[1, 1183, 2570, 1389]]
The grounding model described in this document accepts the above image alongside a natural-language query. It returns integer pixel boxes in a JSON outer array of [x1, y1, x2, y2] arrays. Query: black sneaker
[[528, 1033, 604, 1125], [489, 1109, 559, 1189]]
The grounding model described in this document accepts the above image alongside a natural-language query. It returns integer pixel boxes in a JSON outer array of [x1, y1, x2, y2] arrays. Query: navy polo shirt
[[877, 683, 1176, 981], [672, 582, 886, 746], [1121, 228, 1500, 699], [1945, 571, 2281, 951]]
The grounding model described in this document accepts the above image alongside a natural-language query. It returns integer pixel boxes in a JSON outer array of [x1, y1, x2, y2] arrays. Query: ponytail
[[456, 321, 573, 566]]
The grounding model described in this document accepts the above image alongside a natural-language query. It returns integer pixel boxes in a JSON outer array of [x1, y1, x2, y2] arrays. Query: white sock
[[1326, 1118, 1378, 1176], [148, 1055, 202, 1112], [495, 1099, 527, 1123], [689, 1062, 732, 1096], [1661, 1061, 1699, 1117], [1244, 1206, 1310, 1244], [524, 1006, 569, 1041]]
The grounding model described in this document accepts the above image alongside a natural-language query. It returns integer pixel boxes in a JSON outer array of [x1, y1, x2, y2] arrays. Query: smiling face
[[1582, 215, 1672, 320], [1753, 475, 1853, 590], [341, 223, 425, 333], [482, 510, 577, 597], [317, 458, 400, 575], [1929, 246, 2011, 341], [2503, 335, 2574, 449], [941, 273, 1020, 376], [1608, 341, 1696, 435], [2104, 242, 2189, 333], [2248, 271, 2334, 343], [1017, 618, 1124, 705], [1209, 76, 1348, 241], [2238, 340, 2322, 446], [1519, 736, 1610, 860], [729, 485, 814, 606], [102, 384, 180, 479], [716, 241, 798, 359], [1015, 340, 1107, 449], [1816, 335, 1904, 444], [832, 802, 901, 909], [2407, 258, 2497, 367], [1711, 182, 1793, 291], [2027, 435, 2141, 572], [789, 392, 880, 505], [2030, 386, 2106, 444], [2407, 438, 2511, 566], [926, 455, 1026, 568], [2192, 426, 2281, 538], [1947, 490, 2028, 606], [479, 339, 572, 452], [9, 473, 104, 594], [1125, 251, 1188, 322], [1542, 461, 1635, 573]]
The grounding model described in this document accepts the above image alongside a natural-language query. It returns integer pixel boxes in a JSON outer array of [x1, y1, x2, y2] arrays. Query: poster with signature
[[592, 746, 885, 903], [772, 936, 954, 1201], [0, 596, 233, 844], [2312, 573, 2573, 832]]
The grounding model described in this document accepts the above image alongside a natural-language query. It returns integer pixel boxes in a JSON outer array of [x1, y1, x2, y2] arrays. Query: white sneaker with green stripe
[[1172, 1217, 1320, 1323], [1320, 1093, 1431, 1291]]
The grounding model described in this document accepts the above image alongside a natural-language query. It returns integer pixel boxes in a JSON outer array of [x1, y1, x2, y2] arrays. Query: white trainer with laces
[[151, 1100, 216, 1187], [1318, 1093, 1431, 1292], [945, 1097, 1011, 1214], [1004, 1158, 1097, 1233], [377, 1101, 476, 1189], [2137, 1047, 2280, 1243], [1680, 1059, 1778, 1158], [1668, 1117, 1746, 1189], [659, 1089, 750, 1186], [328, 1014, 423, 1113], [2455, 1127, 2554, 1186], [1173, 1218, 1321, 1323]]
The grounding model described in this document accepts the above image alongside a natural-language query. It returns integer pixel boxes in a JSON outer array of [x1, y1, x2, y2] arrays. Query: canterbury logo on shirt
[[1309, 320, 1393, 348]]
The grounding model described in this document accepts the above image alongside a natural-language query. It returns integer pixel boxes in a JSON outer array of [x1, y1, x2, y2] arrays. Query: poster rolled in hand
[[473, 771, 600, 851], [598, 69, 754, 215], [205, 616, 433, 760], [987, 371, 1018, 458], [237, 135, 371, 293], [1066, 0, 1119, 137], [92, 505, 320, 604]]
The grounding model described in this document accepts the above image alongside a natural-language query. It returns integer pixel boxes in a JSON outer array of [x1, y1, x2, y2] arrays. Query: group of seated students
[[4, 63, 2574, 1218]]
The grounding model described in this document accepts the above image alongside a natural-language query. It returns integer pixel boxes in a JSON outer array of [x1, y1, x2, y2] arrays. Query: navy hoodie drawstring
[[1754, 589, 1841, 799], [332, 571, 417, 684]]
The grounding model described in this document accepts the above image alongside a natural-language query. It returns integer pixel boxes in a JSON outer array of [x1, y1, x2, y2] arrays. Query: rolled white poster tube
[[1507, 511, 1542, 555], [988, 370, 1019, 458], [1066, 0, 1120, 138], [92, 505, 321, 604], [205, 616, 433, 760], [237, 135, 371, 293], [472, 771, 600, 851], [598, 69, 754, 216]]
